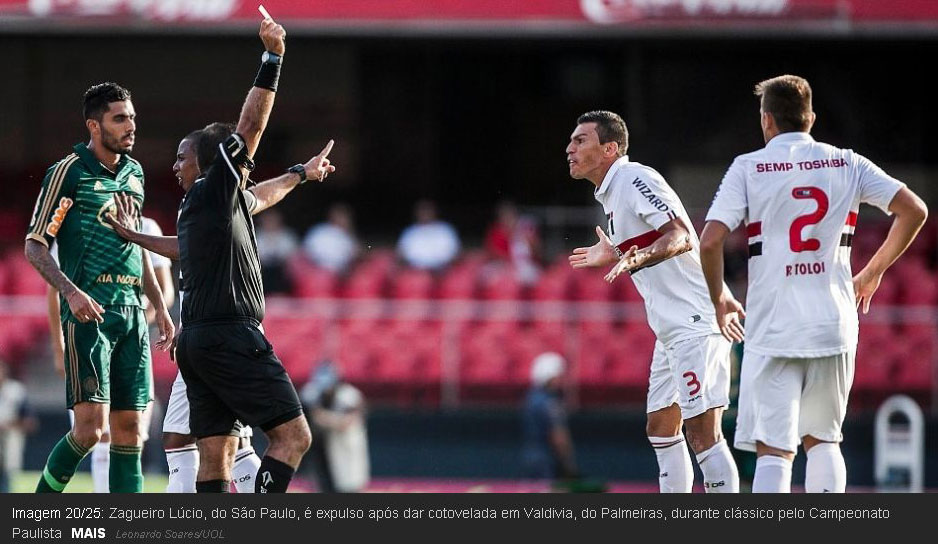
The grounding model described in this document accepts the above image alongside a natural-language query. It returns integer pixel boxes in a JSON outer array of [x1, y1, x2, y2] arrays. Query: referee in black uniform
[[174, 16, 335, 493]]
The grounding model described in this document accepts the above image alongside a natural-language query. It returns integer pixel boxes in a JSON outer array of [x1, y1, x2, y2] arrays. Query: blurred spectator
[[255, 208, 298, 294], [397, 199, 461, 270], [521, 353, 577, 481], [302, 203, 360, 273], [301, 362, 370, 493], [0, 360, 38, 492], [484, 201, 542, 285]]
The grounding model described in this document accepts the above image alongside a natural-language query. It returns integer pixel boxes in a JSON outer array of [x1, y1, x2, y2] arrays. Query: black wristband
[[253, 61, 281, 92]]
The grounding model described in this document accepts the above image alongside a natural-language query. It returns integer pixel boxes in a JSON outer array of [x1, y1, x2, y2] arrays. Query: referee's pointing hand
[[302, 139, 336, 182]]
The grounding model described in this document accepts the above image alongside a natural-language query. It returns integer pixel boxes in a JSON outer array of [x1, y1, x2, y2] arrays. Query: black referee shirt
[[177, 134, 264, 325]]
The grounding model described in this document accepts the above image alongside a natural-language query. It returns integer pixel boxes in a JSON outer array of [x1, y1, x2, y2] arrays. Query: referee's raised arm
[[236, 17, 286, 160]]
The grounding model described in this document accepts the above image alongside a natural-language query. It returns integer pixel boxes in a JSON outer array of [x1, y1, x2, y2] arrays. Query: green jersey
[[27, 142, 146, 313]]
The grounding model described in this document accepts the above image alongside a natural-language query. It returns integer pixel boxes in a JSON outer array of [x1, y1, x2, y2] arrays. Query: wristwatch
[[261, 51, 282, 65], [287, 164, 308, 184]]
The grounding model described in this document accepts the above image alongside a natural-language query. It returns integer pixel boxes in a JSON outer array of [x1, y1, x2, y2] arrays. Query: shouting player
[[567, 110, 740, 493], [700, 75, 927, 492]]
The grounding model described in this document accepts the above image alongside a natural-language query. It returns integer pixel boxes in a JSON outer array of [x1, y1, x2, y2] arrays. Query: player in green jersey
[[24, 82, 174, 493]]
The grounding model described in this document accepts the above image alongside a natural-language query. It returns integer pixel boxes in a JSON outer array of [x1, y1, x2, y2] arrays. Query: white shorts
[[734, 350, 855, 453], [647, 333, 732, 419], [162, 371, 253, 439]]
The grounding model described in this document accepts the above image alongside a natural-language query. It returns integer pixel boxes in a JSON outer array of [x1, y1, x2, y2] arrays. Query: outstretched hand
[[303, 139, 336, 182], [104, 192, 139, 240], [604, 245, 640, 283], [569, 226, 618, 269]]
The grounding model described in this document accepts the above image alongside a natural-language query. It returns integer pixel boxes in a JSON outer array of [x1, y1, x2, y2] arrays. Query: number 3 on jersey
[[789, 186, 829, 252]]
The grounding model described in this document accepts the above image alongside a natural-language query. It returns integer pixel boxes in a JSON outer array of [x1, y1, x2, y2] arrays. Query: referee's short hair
[[577, 110, 628, 156], [83, 82, 132, 121], [195, 122, 236, 172]]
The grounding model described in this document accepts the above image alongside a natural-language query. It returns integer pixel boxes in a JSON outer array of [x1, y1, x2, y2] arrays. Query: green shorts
[[63, 305, 152, 411]]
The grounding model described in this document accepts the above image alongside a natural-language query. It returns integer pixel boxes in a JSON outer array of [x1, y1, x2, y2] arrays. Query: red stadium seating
[[855, 322, 898, 390], [895, 323, 936, 390], [4, 252, 47, 295], [480, 266, 524, 300], [439, 264, 480, 299], [392, 268, 436, 299], [288, 256, 339, 298]]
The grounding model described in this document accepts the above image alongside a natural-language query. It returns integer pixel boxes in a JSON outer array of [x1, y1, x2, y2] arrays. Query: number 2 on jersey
[[789, 186, 829, 252]]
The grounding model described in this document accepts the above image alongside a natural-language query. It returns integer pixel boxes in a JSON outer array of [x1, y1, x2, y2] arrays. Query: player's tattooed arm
[[105, 193, 180, 260], [25, 240, 104, 324], [603, 217, 693, 282]]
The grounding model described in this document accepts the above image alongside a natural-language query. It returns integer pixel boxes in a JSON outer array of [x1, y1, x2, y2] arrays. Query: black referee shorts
[[175, 320, 304, 438]]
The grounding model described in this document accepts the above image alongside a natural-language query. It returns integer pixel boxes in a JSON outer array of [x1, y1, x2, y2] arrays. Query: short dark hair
[[195, 122, 236, 172], [577, 110, 628, 156], [83, 82, 132, 121], [754, 75, 813, 132]]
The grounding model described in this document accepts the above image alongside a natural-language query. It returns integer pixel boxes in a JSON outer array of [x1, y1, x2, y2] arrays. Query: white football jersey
[[706, 132, 904, 357], [595, 155, 720, 346], [141, 217, 171, 270]]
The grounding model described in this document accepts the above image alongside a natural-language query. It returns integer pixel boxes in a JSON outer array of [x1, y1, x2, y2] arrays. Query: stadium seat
[[532, 320, 567, 353], [288, 256, 339, 298], [480, 266, 523, 300], [530, 268, 571, 301], [894, 323, 936, 389], [0, 261, 9, 295], [571, 268, 613, 301], [4, 252, 47, 295], [855, 322, 898, 390], [344, 263, 389, 298], [895, 260, 937, 305], [392, 268, 436, 299], [439, 266, 479, 299]]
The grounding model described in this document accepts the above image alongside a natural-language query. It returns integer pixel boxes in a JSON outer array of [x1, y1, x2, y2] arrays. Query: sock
[[165, 446, 199, 493], [36, 432, 90, 493], [648, 435, 693, 493], [695, 439, 739, 493], [805, 442, 847, 493], [255, 456, 295, 493], [231, 447, 262, 493], [109, 445, 143, 493], [91, 441, 110, 493], [753, 454, 793, 493], [196, 479, 229, 493]]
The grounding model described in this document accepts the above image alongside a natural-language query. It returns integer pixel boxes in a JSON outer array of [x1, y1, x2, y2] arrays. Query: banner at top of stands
[[1, 0, 938, 25]]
